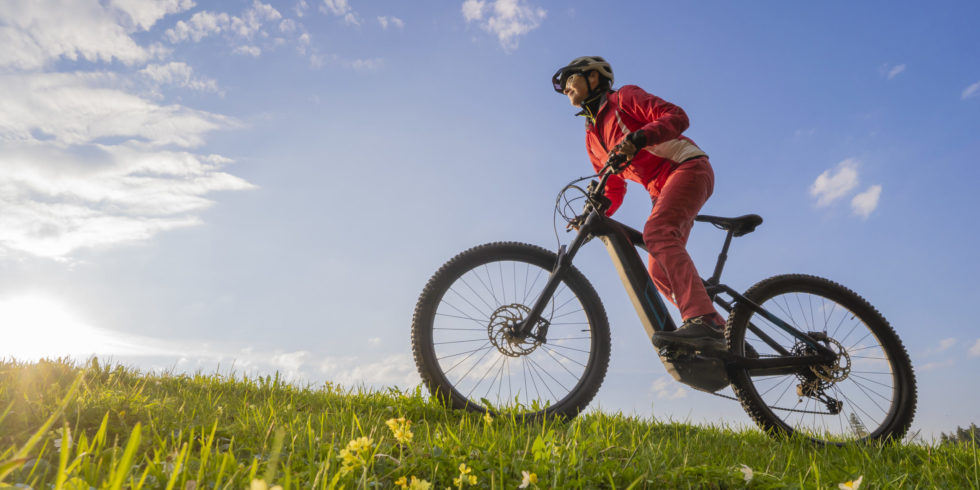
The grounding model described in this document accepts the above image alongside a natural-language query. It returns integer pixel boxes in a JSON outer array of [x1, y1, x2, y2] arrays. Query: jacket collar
[[576, 90, 612, 128]]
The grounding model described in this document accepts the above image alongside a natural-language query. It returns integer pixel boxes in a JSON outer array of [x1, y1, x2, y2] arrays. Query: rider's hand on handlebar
[[607, 130, 648, 174]]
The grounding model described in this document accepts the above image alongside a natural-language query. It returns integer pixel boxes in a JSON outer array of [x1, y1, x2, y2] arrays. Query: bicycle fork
[[512, 212, 601, 341]]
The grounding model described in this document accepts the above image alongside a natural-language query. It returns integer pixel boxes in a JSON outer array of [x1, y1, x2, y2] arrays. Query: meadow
[[0, 359, 976, 489]]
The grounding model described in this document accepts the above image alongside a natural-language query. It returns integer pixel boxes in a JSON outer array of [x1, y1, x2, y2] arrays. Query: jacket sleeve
[[587, 135, 626, 216], [617, 85, 689, 145]]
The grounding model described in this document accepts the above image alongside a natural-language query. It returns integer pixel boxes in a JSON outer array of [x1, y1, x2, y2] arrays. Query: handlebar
[[555, 151, 634, 233]]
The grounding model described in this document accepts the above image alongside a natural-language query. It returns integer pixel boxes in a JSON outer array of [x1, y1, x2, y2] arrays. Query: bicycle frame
[[516, 175, 837, 378]]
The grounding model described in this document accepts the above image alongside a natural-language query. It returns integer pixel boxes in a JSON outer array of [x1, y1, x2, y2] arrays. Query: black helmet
[[551, 56, 614, 93]]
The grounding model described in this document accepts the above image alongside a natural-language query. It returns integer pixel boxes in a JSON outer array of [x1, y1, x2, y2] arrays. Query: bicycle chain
[[707, 354, 840, 416]]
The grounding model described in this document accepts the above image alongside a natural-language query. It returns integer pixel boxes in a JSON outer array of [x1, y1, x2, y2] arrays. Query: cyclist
[[552, 56, 725, 351]]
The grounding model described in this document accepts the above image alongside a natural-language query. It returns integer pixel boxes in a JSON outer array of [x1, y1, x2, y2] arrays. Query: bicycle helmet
[[552, 56, 614, 93]]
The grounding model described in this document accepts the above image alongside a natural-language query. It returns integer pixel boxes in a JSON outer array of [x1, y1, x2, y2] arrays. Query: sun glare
[[0, 294, 125, 361]]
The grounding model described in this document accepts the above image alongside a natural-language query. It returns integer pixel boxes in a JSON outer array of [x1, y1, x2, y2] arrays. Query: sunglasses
[[552, 70, 585, 92]]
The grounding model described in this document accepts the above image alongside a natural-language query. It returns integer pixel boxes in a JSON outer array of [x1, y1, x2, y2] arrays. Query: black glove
[[625, 130, 648, 150]]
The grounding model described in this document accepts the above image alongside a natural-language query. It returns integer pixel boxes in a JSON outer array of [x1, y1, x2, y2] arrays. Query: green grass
[[0, 359, 976, 489]]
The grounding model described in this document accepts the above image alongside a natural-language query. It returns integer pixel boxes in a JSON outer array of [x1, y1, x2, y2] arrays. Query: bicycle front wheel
[[727, 274, 917, 444], [411, 242, 610, 419]]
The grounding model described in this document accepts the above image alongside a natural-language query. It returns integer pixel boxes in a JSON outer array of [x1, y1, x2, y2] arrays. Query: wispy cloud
[[377, 16, 404, 30], [461, 0, 547, 51], [970, 339, 980, 357], [165, 1, 282, 47], [321, 0, 359, 25], [140, 61, 222, 93], [962, 81, 980, 100], [165, 11, 231, 42], [882, 63, 906, 80], [810, 158, 860, 207], [0, 0, 172, 70], [0, 1, 256, 260], [233, 45, 262, 56], [350, 57, 384, 71], [851, 184, 882, 219], [650, 376, 687, 400], [925, 337, 957, 355]]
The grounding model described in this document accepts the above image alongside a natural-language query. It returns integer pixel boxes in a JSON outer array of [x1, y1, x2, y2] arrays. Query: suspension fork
[[513, 211, 599, 339]]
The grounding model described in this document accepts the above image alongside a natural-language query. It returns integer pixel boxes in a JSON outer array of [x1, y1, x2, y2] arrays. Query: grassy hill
[[0, 359, 975, 489]]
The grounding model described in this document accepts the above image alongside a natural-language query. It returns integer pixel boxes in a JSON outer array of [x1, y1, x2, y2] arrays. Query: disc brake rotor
[[809, 337, 851, 383], [488, 304, 543, 357]]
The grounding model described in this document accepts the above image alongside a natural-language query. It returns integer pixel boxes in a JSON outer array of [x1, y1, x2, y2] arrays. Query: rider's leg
[[643, 158, 723, 326]]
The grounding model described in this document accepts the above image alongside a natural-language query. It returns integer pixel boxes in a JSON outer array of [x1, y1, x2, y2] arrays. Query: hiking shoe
[[652, 315, 726, 351]]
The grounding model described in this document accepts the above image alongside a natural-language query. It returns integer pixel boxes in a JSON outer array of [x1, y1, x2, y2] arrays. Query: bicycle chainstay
[[708, 354, 843, 415]]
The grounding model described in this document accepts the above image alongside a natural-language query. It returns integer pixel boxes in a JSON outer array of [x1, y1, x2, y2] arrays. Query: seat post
[[707, 229, 735, 285]]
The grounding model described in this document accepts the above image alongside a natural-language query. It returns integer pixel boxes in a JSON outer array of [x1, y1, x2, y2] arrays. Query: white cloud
[[140, 62, 221, 93], [851, 184, 882, 219], [810, 158, 860, 207], [650, 376, 688, 400], [0, 142, 254, 259], [884, 64, 906, 80], [165, 2, 281, 43], [350, 57, 384, 71], [962, 81, 980, 100], [0, 72, 234, 148], [111, 0, 196, 31], [166, 11, 231, 42], [230, 1, 282, 38], [233, 45, 262, 57], [926, 337, 957, 355], [970, 339, 980, 357], [0, 0, 150, 70], [322, 0, 360, 25], [280, 18, 298, 33], [462, 0, 486, 22], [461, 0, 546, 51], [377, 16, 405, 30], [0, 72, 252, 259]]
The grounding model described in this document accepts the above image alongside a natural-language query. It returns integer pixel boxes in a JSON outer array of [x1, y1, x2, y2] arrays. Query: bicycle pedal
[[658, 345, 695, 361]]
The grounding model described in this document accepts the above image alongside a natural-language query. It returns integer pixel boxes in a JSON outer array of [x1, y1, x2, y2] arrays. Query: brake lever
[[603, 153, 631, 174]]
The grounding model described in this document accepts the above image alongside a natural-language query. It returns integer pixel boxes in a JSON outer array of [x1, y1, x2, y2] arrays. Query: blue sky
[[1, 0, 978, 441]]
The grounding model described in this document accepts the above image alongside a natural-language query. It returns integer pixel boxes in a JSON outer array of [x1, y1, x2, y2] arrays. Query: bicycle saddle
[[695, 214, 763, 237]]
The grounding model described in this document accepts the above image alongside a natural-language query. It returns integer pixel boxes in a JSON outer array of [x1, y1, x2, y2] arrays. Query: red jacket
[[583, 85, 706, 215]]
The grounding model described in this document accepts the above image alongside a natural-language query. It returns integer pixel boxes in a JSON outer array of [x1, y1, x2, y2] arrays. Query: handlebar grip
[[607, 153, 628, 167], [603, 153, 630, 174]]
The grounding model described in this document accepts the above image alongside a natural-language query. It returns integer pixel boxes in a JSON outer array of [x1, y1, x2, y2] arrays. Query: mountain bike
[[411, 154, 917, 444]]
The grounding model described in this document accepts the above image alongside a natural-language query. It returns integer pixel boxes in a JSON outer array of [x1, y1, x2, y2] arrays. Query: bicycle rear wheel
[[727, 274, 916, 444], [411, 242, 610, 419]]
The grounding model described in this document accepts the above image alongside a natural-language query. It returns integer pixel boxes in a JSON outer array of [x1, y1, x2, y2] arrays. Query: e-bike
[[411, 155, 917, 444]]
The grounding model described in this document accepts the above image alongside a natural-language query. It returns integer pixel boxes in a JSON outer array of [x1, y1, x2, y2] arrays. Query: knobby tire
[[411, 242, 610, 419]]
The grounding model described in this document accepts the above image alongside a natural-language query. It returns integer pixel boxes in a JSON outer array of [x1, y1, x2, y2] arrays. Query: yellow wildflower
[[386, 417, 414, 445], [483, 412, 493, 425], [395, 476, 431, 490], [453, 463, 477, 487], [249, 479, 283, 490], [337, 436, 374, 475]]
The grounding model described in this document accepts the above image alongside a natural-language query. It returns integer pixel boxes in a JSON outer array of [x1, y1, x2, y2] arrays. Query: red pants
[[643, 157, 717, 321]]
